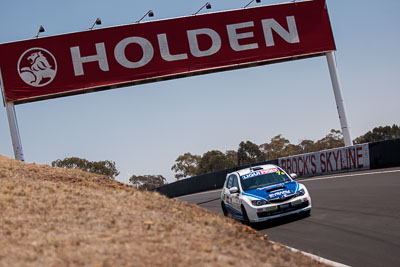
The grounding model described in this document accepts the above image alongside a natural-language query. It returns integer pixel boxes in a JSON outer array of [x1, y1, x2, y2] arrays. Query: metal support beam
[[326, 51, 353, 147], [5, 102, 25, 161], [0, 68, 25, 161]]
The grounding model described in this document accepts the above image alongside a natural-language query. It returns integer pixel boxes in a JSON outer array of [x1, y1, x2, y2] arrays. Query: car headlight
[[251, 200, 268, 206], [296, 188, 305, 197]]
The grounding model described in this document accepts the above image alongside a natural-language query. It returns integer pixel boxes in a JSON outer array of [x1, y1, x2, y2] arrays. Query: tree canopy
[[197, 150, 236, 175], [51, 157, 119, 179], [237, 141, 265, 165], [129, 175, 167, 190], [354, 124, 400, 144], [171, 153, 201, 180], [260, 134, 292, 160], [314, 129, 345, 150], [170, 125, 398, 180]]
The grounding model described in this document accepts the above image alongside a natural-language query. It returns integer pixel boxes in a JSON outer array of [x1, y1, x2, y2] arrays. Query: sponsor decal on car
[[243, 181, 299, 201], [257, 182, 286, 191], [268, 190, 291, 199], [242, 168, 279, 179]]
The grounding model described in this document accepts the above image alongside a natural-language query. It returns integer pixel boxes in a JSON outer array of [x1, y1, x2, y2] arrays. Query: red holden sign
[[0, 0, 335, 104]]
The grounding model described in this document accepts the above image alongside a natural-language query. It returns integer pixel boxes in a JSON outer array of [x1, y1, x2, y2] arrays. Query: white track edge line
[[298, 169, 400, 182], [271, 241, 351, 267]]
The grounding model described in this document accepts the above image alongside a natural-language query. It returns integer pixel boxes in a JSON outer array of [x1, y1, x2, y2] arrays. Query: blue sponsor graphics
[[243, 181, 299, 201], [242, 171, 263, 180], [242, 191, 266, 200], [241, 168, 279, 179]]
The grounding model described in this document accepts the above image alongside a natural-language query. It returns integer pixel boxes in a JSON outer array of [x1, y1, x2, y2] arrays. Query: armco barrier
[[155, 160, 278, 198], [155, 138, 400, 198], [278, 143, 370, 178], [369, 138, 400, 169]]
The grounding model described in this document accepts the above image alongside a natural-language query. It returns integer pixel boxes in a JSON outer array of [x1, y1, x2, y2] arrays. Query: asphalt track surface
[[177, 168, 400, 267]]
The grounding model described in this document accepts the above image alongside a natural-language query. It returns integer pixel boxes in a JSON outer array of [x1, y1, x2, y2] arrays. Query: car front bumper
[[246, 196, 312, 223]]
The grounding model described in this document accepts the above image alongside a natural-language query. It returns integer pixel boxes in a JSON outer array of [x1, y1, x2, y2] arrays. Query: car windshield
[[240, 169, 291, 191]]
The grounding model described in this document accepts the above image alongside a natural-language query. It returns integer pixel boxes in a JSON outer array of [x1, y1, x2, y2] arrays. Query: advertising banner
[[0, 0, 335, 104], [279, 143, 370, 177]]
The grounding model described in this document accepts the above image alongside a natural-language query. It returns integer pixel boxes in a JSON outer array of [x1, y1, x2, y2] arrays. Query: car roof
[[231, 164, 280, 177]]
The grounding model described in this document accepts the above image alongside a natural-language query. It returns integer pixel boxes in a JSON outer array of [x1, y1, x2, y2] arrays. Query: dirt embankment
[[0, 155, 327, 267]]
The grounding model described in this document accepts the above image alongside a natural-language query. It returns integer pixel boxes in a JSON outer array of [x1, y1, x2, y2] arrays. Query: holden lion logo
[[17, 47, 57, 87]]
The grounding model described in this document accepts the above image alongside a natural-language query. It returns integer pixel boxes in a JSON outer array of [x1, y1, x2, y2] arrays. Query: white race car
[[221, 164, 311, 224]]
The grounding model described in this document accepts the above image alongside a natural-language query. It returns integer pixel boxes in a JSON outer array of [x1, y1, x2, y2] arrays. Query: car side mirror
[[229, 187, 239, 194], [290, 173, 298, 179]]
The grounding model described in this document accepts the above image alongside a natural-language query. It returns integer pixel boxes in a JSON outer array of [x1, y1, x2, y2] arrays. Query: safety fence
[[154, 138, 400, 198]]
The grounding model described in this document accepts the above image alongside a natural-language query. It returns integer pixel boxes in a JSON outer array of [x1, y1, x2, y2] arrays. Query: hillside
[[0, 155, 327, 266]]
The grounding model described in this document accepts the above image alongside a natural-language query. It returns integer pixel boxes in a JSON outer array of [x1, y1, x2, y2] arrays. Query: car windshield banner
[[0, 0, 335, 104]]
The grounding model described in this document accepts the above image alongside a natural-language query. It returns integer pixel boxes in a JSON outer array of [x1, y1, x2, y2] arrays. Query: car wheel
[[221, 202, 228, 217], [241, 205, 251, 225]]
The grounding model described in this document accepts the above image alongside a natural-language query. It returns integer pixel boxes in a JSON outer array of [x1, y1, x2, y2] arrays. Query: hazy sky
[[1, 0, 399, 184]]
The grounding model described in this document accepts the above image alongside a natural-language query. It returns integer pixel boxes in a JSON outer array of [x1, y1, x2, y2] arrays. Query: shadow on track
[[249, 212, 311, 231]]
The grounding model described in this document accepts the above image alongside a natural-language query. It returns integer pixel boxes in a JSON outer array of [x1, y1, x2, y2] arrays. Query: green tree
[[171, 153, 201, 180], [260, 134, 291, 160], [298, 139, 317, 154], [51, 157, 119, 179], [129, 175, 167, 190], [237, 141, 265, 166], [197, 150, 236, 175], [282, 143, 303, 157], [354, 124, 400, 144], [314, 129, 344, 150], [225, 150, 238, 168]]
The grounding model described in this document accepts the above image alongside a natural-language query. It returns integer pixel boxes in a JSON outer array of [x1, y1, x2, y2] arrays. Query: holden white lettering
[[157, 33, 188, 61], [187, 28, 222, 57], [70, 42, 109, 76], [114, 37, 154, 69], [262, 16, 299, 47], [227, 21, 258, 51], [69, 16, 300, 77]]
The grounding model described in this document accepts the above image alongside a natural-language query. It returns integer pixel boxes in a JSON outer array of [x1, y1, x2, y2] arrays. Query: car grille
[[257, 200, 309, 218], [268, 194, 296, 203]]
